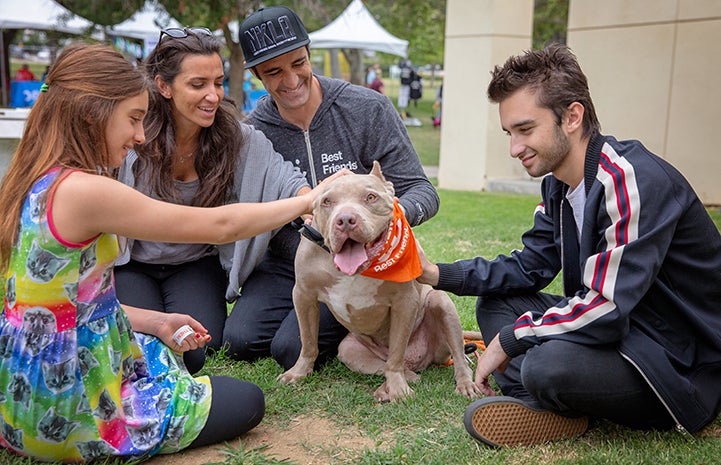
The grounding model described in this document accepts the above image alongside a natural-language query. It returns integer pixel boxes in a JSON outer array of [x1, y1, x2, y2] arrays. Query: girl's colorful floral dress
[[0, 169, 212, 462]]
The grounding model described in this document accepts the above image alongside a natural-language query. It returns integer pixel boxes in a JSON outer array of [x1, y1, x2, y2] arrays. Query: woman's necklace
[[178, 150, 194, 164]]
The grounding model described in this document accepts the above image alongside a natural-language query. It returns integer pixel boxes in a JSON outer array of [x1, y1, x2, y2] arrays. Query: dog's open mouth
[[333, 231, 386, 275]]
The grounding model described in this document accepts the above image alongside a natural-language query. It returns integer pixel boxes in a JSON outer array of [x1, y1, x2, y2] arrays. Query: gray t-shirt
[[116, 123, 309, 300], [131, 178, 217, 265]]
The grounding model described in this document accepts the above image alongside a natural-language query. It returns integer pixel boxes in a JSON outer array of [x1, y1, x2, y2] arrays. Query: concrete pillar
[[438, 0, 533, 190], [438, 0, 534, 192]]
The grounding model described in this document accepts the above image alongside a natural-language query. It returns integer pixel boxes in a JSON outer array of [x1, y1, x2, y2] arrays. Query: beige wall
[[440, 0, 721, 204], [567, 0, 721, 203]]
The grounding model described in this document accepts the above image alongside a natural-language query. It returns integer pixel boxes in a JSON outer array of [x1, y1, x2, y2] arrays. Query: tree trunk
[[343, 48, 364, 85], [223, 24, 245, 111], [1, 30, 19, 106], [329, 49, 341, 79]]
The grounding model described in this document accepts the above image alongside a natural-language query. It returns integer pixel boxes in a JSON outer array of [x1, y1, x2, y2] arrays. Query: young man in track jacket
[[418, 43, 721, 447]]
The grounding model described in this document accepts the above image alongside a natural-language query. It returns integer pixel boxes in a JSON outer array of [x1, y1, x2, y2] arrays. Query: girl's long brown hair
[[0, 42, 150, 273]]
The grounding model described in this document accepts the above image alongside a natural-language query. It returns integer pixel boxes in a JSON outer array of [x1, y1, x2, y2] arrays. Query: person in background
[[365, 63, 380, 87], [242, 69, 255, 111], [409, 69, 422, 107], [417, 43, 721, 447], [224, 5, 439, 372], [397, 59, 412, 118], [0, 42, 343, 462], [115, 27, 309, 375], [14, 64, 36, 81], [365, 64, 376, 87], [432, 84, 443, 127], [369, 68, 386, 95]]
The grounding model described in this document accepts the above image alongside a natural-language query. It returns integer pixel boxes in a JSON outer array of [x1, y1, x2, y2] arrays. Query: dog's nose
[[335, 212, 357, 231]]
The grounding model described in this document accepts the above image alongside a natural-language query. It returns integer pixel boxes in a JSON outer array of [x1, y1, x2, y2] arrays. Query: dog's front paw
[[277, 358, 315, 385], [453, 360, 482, 398], [374, 373, 414, 402], [277, 367, 312, 385]]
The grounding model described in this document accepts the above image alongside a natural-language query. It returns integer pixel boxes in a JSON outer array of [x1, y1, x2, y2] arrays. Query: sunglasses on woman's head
[[158, 27, 213, 42]]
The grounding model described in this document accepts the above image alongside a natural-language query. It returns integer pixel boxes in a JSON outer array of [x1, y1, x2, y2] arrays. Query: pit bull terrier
[[278, 161, 480, 402]]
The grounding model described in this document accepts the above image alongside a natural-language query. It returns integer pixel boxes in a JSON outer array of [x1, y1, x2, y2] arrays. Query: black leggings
[[189, 376, 265, 448], [115, 255, 229, 374]]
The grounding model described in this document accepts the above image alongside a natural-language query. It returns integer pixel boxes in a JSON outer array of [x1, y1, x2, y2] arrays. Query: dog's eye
[[321, 197, 332, 207], [365, 193, 377, 202]]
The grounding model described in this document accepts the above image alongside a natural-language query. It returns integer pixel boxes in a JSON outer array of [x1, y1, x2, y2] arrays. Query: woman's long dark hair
[[138, 29, 243, 207]]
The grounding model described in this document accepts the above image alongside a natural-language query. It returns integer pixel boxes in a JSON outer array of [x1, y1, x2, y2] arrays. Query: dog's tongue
[[334, 240, 368, 275]]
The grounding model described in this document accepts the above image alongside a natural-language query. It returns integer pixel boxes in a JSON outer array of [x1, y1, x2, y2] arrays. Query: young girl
[[0, 43, 341, 462]]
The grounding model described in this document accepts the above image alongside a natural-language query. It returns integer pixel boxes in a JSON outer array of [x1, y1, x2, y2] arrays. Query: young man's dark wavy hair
[[487, 43, 601, 139]]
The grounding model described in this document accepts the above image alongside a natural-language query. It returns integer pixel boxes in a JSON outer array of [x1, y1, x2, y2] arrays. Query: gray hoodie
[[117, 123, 308, 301], [246, 75, 439, 228], [245, 75, 440, 265]]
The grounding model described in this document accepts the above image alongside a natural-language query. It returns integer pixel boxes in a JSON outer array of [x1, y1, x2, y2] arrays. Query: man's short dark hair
[[487, 43, 601, 139]]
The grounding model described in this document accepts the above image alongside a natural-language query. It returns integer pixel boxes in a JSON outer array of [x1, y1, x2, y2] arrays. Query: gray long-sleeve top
[[246, 74, 439, 260], [117, 123, 308, 301]]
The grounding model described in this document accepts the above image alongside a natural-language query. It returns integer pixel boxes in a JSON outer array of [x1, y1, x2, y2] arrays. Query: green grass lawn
[[1, 190, 719, 464], [386, 78, 442, 167]]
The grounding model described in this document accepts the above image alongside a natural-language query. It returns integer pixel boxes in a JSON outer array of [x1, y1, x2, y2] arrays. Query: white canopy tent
[[0, 0, 93, 33], [0, 0, 183, 104], [308, 0, 408, 58], [224, 0, 408, 58], [1, 0, 94, 106]]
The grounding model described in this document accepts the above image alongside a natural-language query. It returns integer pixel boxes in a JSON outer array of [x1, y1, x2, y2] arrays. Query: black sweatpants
[[115, 255, 228, 374]]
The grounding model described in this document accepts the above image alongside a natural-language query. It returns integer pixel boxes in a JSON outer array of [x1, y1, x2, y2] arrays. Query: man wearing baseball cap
[[222, 5, 439, 372]]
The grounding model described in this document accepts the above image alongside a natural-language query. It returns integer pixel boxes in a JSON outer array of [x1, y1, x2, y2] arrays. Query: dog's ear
[[370, 160, 385, 180], [370, 161, 395, 197]]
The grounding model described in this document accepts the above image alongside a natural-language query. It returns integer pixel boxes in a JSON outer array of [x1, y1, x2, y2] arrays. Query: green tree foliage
[[54, 0, 570, 105], [533, 0, 569, 48], [160, 0, 445, 100], [375, 0, 446, 69], [57, 0, 144, 26], [55, 0, 446, 103]]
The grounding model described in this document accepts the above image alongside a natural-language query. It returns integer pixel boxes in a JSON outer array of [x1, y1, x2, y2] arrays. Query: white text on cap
[[244, 16, 300, 57]]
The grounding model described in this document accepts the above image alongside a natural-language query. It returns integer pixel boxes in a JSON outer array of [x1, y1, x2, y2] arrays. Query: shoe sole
[[464, 397, 588, 447]]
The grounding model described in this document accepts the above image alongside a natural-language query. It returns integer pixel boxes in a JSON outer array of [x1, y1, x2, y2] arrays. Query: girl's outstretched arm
[[50, 169, 349, 245]]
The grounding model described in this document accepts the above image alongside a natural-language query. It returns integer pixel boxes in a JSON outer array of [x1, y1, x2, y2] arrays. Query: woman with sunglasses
[[114, 27, 309, 375]]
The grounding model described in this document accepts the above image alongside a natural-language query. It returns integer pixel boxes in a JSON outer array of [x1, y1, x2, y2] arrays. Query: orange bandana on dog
[[360, 201, 422, 283]]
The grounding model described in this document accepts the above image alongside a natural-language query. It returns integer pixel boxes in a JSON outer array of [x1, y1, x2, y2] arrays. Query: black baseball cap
[[240, 6, 310, 69]]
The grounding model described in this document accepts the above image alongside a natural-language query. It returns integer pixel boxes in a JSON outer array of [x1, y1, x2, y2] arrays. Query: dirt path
[[144, 414, 376, 465]]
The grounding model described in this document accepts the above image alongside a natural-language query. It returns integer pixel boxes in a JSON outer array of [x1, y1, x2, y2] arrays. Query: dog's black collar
[[291, 218, 331, 253]]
